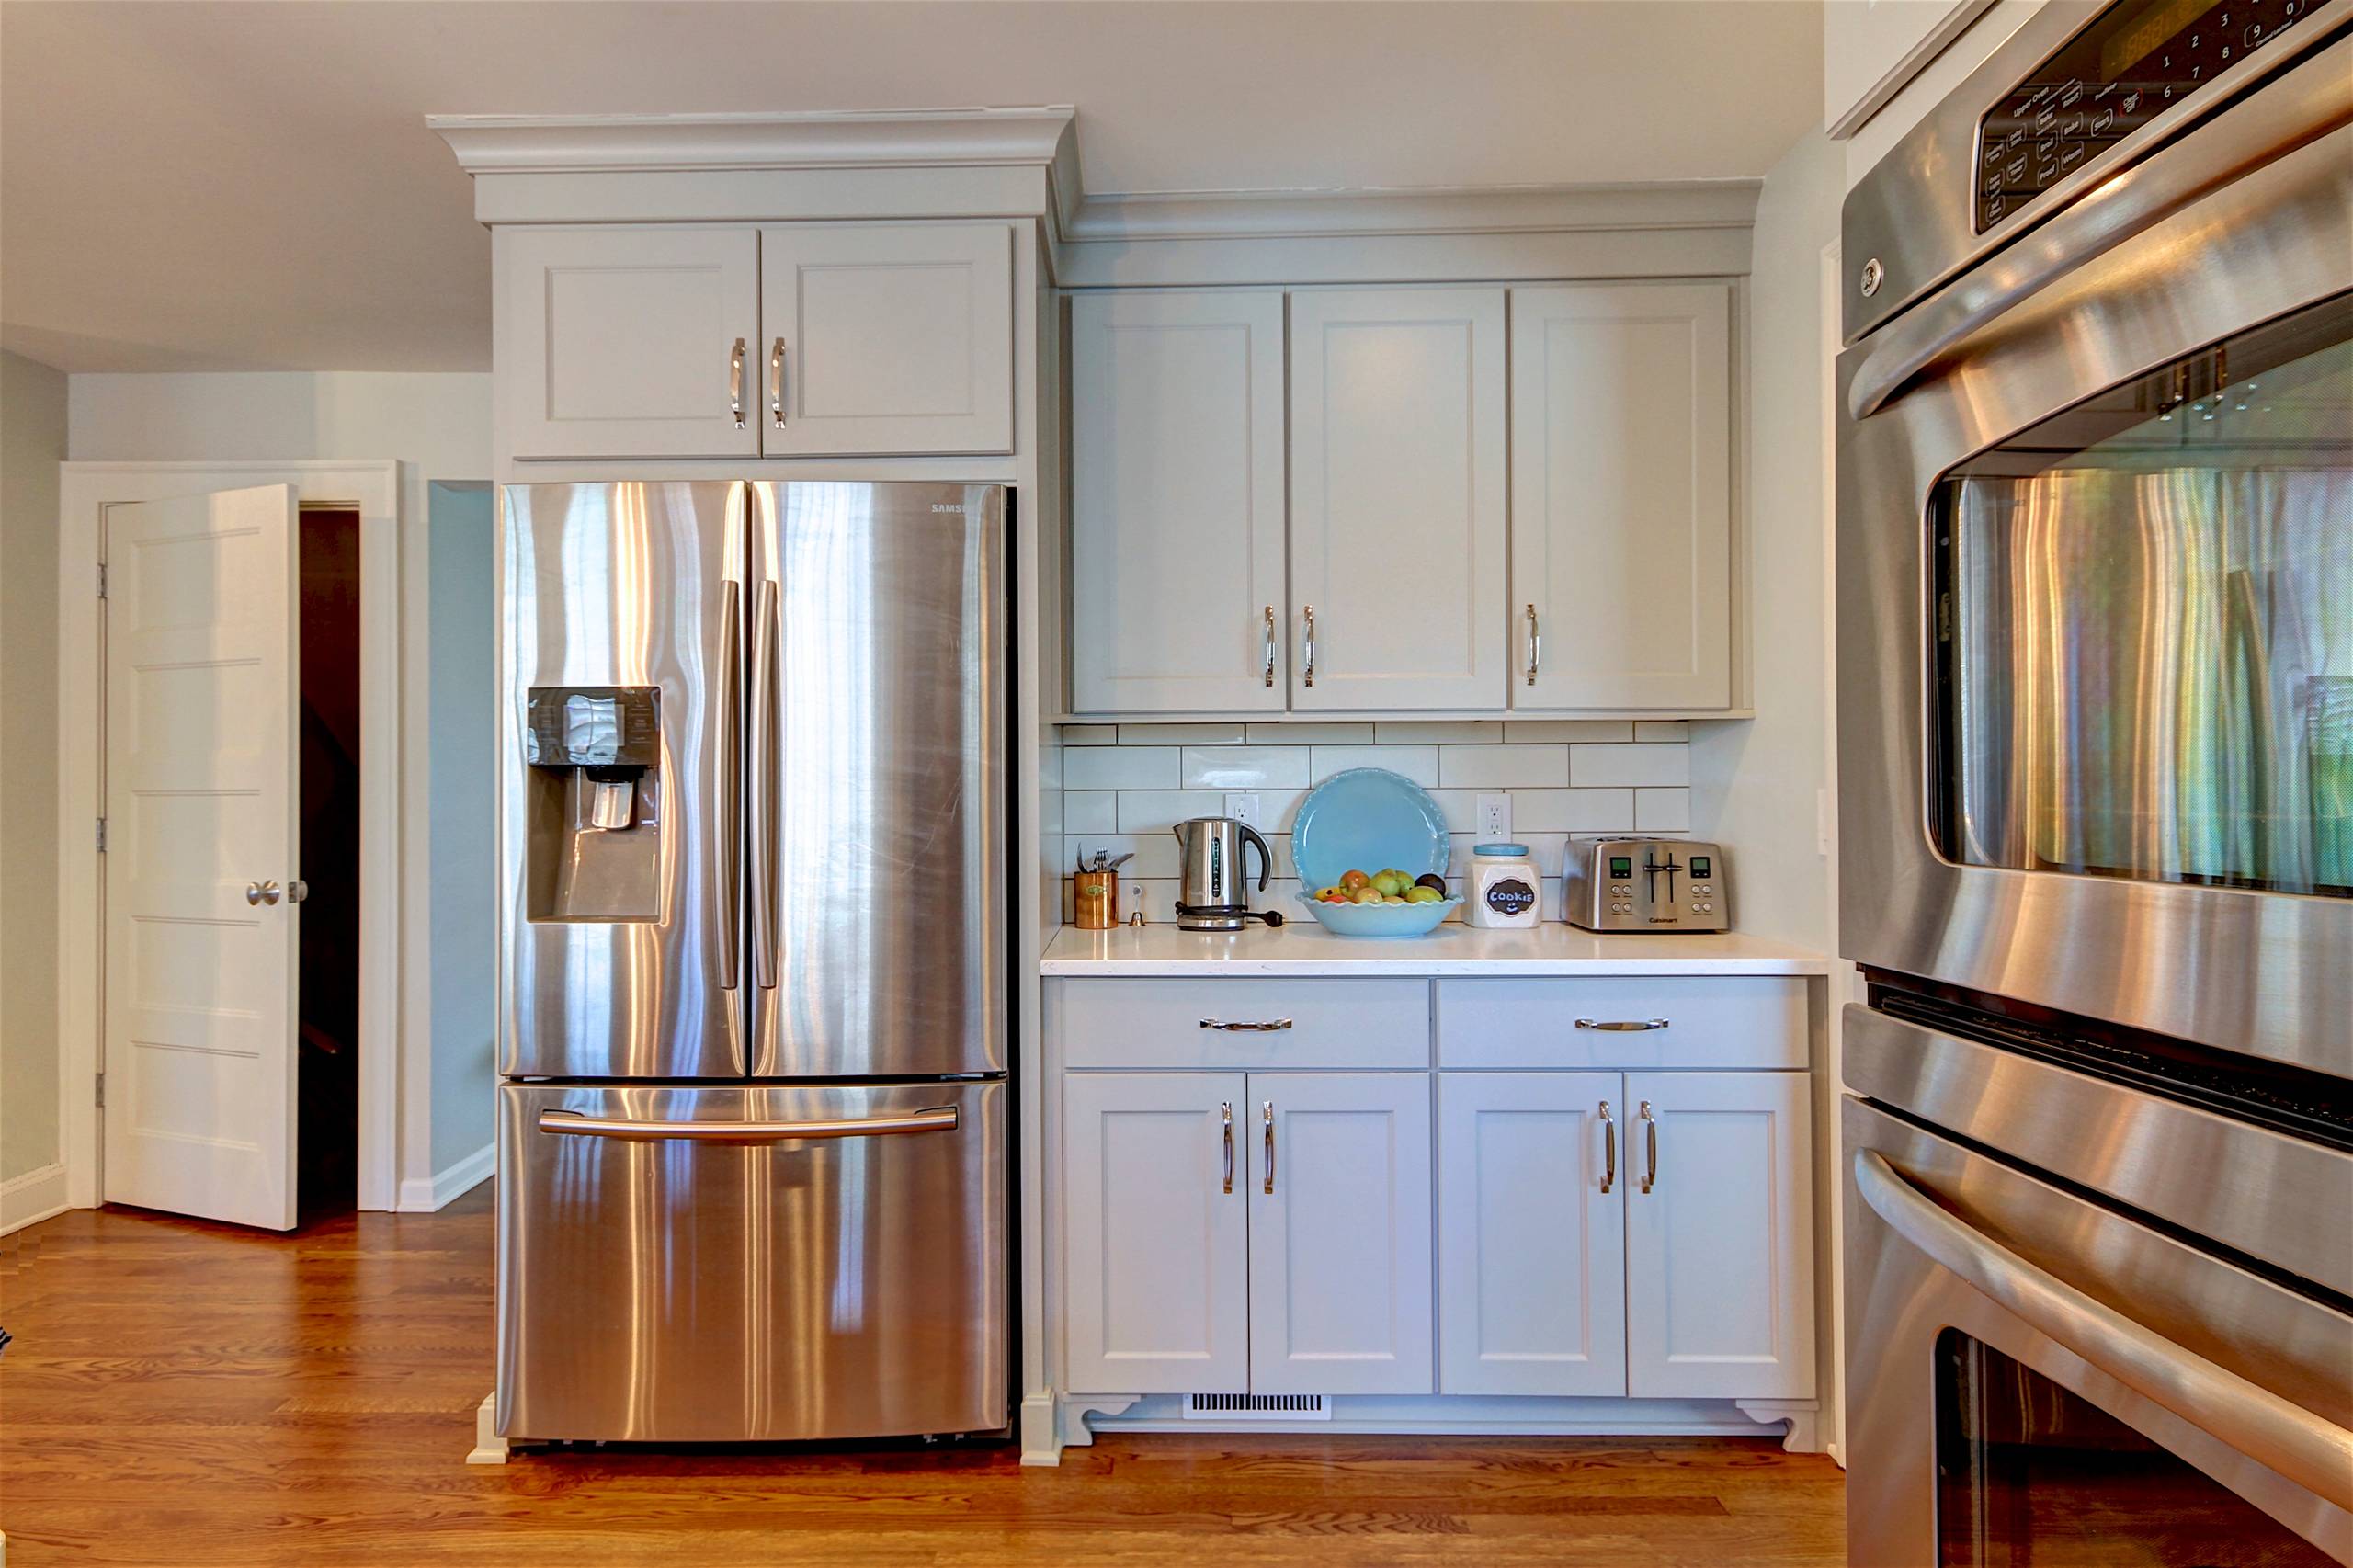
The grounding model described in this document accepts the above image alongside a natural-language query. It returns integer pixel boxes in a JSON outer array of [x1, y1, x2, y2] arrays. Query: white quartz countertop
[[1042, 923, 1831, 977]]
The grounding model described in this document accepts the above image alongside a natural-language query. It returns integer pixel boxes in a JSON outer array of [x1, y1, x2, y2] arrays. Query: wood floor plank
[[0, 1191, 1847, 1564]]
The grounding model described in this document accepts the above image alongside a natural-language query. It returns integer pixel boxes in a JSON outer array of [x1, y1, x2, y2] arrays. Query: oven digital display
[[1973, 0, 2312, 232]]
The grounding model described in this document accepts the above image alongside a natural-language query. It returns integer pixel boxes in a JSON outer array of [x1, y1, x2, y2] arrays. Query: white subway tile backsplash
[[1634, 721, 1690, 743], [1248, 722, 1376, 744], [1115, 790, 1227, 834], [1505, 720, 1631, 743], [1439, 744, 1569, 788], [1062, 723, 1117, 745], [1063, 790, 1118, 835], [1569, 743, 1691, 788], [1508, 787, 1637, 833], [1068, 834, 1181, 879], [1121, 722, 1246, 744], [1065, 746, 1179, 790], [1181, 745, 1310, 790], [1375, 721, 1503, 744], [1312, 744, 1438, 784], [1634, 787, 1692, 832]]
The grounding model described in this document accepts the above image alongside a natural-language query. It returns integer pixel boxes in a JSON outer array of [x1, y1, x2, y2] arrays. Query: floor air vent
[[1184, 1392, 1329, 1420]]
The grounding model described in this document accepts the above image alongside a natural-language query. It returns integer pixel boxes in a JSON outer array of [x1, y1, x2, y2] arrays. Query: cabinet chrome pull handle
[[1302, 605, 1316, 688], [1525, 603, 1541, 687], [1262, 1101, 1276, 1195], [245, 880, 280, 906], [1599, 1099, 1616, 1194], [1199, 1017, 1292, 1032], [1222, 1102, 1234, 1194], [768, 337, 786, 428], [729, 337, 746, 429], [1639, 1100, 1658, 1194], [1575, 1017, 1670, 1032], [1262, 606, 1277, 687]]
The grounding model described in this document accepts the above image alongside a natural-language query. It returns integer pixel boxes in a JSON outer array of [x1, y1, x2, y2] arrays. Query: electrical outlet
[[1225, 792, 1262, 829], [1477, 792, 1511, 843]]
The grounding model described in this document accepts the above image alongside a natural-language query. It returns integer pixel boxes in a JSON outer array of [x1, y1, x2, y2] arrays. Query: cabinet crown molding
[[1060, 179, 1763, 244], [428, 107, 1077, 176]]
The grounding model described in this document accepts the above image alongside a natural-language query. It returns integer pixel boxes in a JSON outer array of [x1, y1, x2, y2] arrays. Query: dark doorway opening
[[296, 506, 362, 1222]]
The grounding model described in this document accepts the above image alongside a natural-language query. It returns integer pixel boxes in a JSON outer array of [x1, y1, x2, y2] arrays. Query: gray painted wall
[[426, 482, 496, 1174], [2, 350, 66, 1185]]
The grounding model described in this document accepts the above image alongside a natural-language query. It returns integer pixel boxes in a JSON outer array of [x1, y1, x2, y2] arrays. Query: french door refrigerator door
[[500, 482, 747, 1079], [748, 483, 1007, 1079], [497, 1079, 1008, 1442]]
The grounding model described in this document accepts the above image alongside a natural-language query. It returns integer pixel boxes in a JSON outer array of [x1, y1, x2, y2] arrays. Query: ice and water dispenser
[[522, 685, 663, 921]]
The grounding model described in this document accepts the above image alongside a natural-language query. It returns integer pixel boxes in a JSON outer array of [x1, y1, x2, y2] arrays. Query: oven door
[[1835, 25, 2353, 1074], [1844, 1094, 2353, 1566]]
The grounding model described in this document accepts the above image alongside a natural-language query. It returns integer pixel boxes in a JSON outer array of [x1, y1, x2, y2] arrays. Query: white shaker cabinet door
[[1622, 1071, 1815, 1400], [1247, 1072, 1435, 1395], [1069, 290, 1289, 713], [1063, 1073, 1251, 1394], [1290, 289, 1508, 711], [1436, 1073, 1628, 1396], [499, 225, 762, 460], [1509, 283, 1733, 709], [757, 222, 1013, 456]]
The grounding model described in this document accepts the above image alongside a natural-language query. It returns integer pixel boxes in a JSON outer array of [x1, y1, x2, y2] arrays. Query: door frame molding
[[56, 460, 404, 1215]]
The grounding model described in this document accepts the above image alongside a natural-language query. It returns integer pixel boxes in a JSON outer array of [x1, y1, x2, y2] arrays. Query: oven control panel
[[1974, 0, 2316, 231]]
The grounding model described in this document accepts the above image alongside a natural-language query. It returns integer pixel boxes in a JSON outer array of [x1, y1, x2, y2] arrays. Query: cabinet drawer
[[1435, 978, 1803, 1069], [1061, 979, 1430, 1069]]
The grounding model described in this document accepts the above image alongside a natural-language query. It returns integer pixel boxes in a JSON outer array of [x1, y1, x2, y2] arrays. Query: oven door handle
[[1847, 33, 2353, 421], [1854, 1150, 2353, 1511]]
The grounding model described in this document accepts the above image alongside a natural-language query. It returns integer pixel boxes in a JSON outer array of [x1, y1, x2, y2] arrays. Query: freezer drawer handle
[[536, 1106, 959, 1143], [1575, 1017, 1669, 1032], [1855, 1149, 2353, 1513], [1199, 1017, 1292, 1031]]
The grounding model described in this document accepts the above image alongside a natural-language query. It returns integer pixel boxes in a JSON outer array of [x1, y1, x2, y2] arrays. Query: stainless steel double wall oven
[[1837, 1, 2351, 1562]]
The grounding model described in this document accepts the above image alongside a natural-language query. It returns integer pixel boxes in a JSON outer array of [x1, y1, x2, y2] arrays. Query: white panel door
[[499, 225, 762, 460], [103, 486, 302, 1230], [1248, 1072, 1434, 1395], [1063, 1073, 1250, 1393], [1436, 1073, 1627, 1396], [1069, 290, 1288, 713], [1623, 1071, 1815, 1399], [1510, 283, 1733, 710], [758, 222, 1014, 456], [1290, 289, 1507, 711]]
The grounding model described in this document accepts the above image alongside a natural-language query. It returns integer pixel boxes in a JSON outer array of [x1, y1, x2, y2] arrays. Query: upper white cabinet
[[500, 225, 763, 460], [1063, 1072, 1251, 1394], [1510, 284, 1732, 710], [1437, 1073, 1626, 1396], [1289, 289, 1508, 712], [1069, 291, 1287, 713], [758, 222, 1013, 457], [1622, 1070, 1815, 1400], [1249, 1073, 1435, 1395]]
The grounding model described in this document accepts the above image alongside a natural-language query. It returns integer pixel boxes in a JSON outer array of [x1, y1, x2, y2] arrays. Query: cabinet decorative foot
[[465, 1392, 510, 1464], [1734, 1398, 1824, 1454], [1057, 1395, 1142, 1451], [1019, 1393, 1062, 1465]]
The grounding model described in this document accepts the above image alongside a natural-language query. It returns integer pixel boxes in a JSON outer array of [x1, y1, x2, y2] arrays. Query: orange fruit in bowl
[[1339, 869, 1371, 891]]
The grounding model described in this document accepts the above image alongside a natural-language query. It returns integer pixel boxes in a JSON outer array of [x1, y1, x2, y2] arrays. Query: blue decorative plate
[[1291, 767, 1451, 892]]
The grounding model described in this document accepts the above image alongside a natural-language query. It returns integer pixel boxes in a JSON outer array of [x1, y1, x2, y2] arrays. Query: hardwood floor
[[0, 1190, 1846, 1565]]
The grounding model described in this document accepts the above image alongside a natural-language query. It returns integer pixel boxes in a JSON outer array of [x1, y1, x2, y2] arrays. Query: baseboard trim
[[0, 1164, 70, 1236], [396, 1142, 494, 1212]]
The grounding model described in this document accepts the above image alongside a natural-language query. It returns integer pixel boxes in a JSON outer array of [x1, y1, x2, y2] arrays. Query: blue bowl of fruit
[[1298, 869, 1460, 937]]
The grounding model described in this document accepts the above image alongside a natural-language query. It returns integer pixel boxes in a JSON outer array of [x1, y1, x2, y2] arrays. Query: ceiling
[[0, 1, 1823, 373]]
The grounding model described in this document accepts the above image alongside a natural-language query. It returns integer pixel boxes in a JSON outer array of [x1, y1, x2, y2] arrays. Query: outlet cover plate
[[1477, 793, 1511, 842]]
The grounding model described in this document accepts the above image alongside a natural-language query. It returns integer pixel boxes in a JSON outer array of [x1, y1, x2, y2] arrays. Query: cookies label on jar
[[1483, 878, 1537, 915]]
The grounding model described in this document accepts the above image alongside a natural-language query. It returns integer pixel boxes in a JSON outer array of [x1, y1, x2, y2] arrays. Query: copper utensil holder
[[1073, 869, 1119, 929]]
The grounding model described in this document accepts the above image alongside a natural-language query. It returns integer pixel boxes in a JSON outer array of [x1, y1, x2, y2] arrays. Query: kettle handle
[[1240, 824, 1275, 892]]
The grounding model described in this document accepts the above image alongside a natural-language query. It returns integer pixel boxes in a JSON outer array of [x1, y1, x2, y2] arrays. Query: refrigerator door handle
[[749, 577, 782, 991], [536, 1106, 960, 1143], [716, 578, 744, 991]]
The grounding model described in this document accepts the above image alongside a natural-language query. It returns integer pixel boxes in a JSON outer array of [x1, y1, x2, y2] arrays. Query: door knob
[[287, 880, 310, 903], [245, 880, 281, 906]]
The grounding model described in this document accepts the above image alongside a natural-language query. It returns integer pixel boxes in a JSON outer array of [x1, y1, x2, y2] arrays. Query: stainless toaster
[[1566, 839, 1726, 932]]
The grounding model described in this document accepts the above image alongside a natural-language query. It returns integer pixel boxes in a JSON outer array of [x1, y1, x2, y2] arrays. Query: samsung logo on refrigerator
[[930, 503, 965, 513]]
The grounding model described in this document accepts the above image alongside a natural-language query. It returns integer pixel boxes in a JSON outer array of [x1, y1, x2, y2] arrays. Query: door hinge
[[97, 817, 108, 853], [97, 562, 108, 599], [95, 1073, 106, 1108]]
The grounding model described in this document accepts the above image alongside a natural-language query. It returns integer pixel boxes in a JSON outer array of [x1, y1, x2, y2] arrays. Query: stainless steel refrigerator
[[494, 480, 1008, 1444]]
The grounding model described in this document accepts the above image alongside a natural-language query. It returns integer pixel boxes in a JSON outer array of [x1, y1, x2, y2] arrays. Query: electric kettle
[[1170, 817, 1285, 932]]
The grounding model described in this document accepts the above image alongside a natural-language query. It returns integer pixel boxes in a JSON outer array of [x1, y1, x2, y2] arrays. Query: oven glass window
[[1931, 292, 2352, 897], [1935, 1329, 2335, 1566]]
